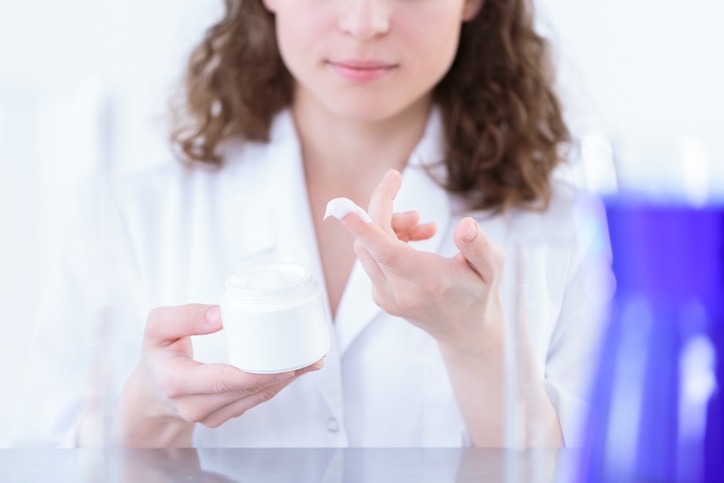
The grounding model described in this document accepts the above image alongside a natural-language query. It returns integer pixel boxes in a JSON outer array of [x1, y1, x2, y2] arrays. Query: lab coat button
[[327, 417, 340, 433]]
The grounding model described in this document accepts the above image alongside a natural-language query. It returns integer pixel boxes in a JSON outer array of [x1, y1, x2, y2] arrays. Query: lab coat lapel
[[225, 111, 321, 278], [335, 109, 451, 354], [269, 116, 321, 275]]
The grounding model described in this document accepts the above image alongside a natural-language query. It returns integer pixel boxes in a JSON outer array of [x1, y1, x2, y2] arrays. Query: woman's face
[[262, 0, 482, 123]]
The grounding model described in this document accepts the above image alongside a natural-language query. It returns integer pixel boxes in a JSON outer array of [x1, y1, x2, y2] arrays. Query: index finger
[[340, 211, 411, 271]]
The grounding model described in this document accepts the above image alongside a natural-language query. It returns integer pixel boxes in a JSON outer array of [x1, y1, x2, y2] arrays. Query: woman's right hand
[[113, 304, 323, 447]]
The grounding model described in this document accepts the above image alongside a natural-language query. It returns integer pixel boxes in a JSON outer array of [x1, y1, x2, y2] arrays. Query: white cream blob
[[323, 197, 373, 224]]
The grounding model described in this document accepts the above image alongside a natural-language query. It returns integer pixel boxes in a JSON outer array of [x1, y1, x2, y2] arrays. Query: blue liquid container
[[578, 202, 723, 482]]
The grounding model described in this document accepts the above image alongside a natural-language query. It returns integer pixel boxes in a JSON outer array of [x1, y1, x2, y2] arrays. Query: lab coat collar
[[223, 110, 322, 276], [264, 110, 323, 277]]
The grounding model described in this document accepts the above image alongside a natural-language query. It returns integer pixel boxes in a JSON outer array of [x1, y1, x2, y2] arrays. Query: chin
[[324, 97, 419, 125]]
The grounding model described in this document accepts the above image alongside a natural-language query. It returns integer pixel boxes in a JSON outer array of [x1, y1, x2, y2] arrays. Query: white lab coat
[[12, 109, 611, 448]]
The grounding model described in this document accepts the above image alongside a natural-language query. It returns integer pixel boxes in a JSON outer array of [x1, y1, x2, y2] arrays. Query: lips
[[327, 59, 397, 82]]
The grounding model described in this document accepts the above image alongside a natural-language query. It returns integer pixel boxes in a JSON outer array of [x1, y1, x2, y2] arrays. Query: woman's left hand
[[329, 169, 564, 448], [329, 169, 506, 355]]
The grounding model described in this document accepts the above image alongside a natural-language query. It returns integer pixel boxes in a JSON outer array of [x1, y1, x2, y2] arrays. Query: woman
[[16, 0, 610, 448]]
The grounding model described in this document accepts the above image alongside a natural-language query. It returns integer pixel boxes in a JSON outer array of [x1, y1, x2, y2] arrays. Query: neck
[[292, 92, 432, 203]]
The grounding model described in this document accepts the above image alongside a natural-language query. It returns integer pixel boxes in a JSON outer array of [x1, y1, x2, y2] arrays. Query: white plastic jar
[[220, 263, 331, 374]]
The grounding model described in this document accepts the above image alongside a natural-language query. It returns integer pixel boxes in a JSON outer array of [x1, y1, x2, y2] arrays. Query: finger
[[170, 374, 300, 425], [195, 359, 324, 427], [341, 211, 410, 272], [367, 169, 402, 231], [199, 376, 300, 428], [167, 360, 321, 396], [453, 217, 505, 283], [391, 211, 420, 232], [145, 304, 222, 348], [296, 358, 326, 375], [353, 240, 387, 287], [406, 222, 437, 242], [391, 212, 436, 242]]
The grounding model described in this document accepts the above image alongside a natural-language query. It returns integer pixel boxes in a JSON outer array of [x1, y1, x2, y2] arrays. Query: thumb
[[144, 304, 222, 348], [454, 217, 505, 283]]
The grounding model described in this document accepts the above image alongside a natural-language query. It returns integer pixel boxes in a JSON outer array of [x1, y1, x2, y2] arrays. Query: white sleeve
[[544, 194, 613, 447]]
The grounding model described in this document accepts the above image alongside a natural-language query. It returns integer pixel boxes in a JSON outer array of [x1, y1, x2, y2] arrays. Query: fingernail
[[206, 305, 221, 326], [384, 169, 398, 180], [463, 222, 477, 242], [276, 371, 296, 381], [298, 360, 325, 375]]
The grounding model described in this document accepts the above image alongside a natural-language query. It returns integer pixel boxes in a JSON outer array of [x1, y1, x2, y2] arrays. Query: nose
[[338, 0, 391, 40]]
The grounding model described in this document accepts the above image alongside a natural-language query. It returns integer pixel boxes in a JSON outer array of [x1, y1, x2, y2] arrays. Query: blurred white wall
[[537, 0, 724, 200], [0, 0, 218, 445], [1, 0, 722, 445]]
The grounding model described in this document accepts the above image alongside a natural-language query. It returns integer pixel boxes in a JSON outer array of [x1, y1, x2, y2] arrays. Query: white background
[[1, 0, 723, 445]]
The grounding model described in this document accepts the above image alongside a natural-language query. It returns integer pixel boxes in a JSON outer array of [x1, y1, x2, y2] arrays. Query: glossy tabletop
[[0, 447, 580, 482]]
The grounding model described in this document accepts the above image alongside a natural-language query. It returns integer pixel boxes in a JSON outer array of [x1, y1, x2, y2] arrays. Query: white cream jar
[[220, 263, 331, 374]]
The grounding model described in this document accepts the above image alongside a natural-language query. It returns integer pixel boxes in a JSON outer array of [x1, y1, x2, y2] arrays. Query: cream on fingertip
[[323, 197, 373, 224]]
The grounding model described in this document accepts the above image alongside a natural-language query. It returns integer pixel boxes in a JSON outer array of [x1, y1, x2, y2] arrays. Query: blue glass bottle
[[578, 202, 723, 483]]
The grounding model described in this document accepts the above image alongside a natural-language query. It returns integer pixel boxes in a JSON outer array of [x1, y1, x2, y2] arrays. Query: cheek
[[405, 17, 463, 81], [273, 11, 331, 76], [273, 14, 303, 64]]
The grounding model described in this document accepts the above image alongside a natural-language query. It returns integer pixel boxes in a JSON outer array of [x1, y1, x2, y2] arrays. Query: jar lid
[[223, 263, 318, 308]]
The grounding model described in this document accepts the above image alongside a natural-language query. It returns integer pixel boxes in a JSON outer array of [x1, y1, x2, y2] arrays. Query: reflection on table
[[1, 447, 572, 483]]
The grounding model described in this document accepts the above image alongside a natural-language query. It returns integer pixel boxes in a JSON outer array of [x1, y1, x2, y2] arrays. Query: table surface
[[0, 447, 582, 483]]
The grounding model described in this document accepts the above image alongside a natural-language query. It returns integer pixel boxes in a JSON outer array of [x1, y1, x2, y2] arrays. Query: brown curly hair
[[171, 0, 569, 211]]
